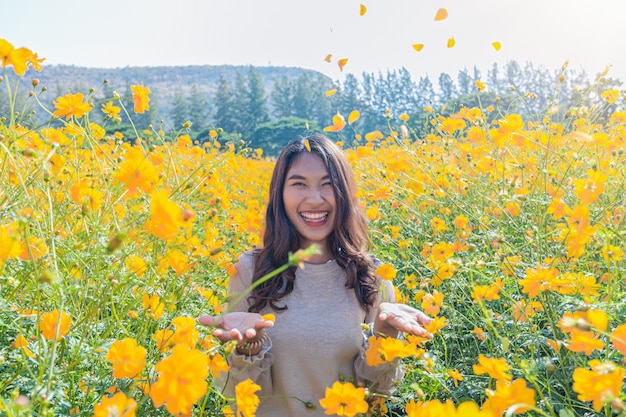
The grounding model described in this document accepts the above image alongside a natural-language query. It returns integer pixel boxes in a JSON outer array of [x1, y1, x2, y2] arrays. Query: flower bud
[[107, 232, 126, 252], [32, 79, 40, 87]]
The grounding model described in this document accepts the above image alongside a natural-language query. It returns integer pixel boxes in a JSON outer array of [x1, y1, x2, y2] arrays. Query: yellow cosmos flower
[[93, 392, 137, 417], [573, 360, 625, 412], [105, 337, 147, 379], [473, 355, 512, 382], [39, 309, 72, 341], [101, 101, 121, 122], [375, 263, 397, 281], [53, 92, 93, 120], [235, 379, 261, 417], [319, 381, 369, 417], [150, 345, 209, 416], [130, 84, 151, 114], [483, 378, 536, 416], [171, 316, 199, 347], [144, 189, 184, 241]]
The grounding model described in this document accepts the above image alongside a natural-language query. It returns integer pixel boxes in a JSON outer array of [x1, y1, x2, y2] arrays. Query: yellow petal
[[447, 37, 455, 48], [337, 58, 349, 72], [348, 110, 360, 124], [324, 54, 333, 63], [412, 43, 424, 52], [434, 8, 448, 21], [359, 4, 367, 16], [261, 313, 276, 323], [492, 41, 501, 51], [303, 139, 311, 152], [325, 89, 337, 97]]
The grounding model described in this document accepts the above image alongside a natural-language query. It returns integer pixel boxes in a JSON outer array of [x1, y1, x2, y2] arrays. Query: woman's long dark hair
[[247, 133, 378, 313]]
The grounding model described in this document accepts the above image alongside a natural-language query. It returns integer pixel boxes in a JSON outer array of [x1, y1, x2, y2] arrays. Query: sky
[[4, 0, 626, 85]]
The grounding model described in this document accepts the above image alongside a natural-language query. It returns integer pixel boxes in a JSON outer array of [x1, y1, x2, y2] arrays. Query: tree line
[[3, 60, 621, 156]]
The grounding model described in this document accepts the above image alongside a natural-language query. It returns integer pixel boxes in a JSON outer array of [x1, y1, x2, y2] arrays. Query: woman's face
[[282, 152, 337, 253]]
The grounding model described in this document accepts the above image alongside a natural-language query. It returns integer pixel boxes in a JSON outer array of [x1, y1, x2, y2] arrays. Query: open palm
[[199, 312, 274, 344]]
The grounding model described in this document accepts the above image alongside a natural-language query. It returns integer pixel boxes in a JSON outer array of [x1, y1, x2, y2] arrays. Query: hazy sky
[[4, 0, 626, 85]]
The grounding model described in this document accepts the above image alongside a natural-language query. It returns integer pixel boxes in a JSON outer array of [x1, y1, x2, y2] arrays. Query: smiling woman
[[199, 133, 433, 416]]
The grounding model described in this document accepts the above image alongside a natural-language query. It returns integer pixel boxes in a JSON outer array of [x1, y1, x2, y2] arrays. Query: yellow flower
[[375, 263, 397, 281], [235, 379, 262, 417], [0, 39, 43, 76], [573, 360, 625, 412], [101, 101, 121, 122], [208, 353, 230, 378], [483, 378, 536, 416], [142, 293, 165, 321], [0, 223, 22, 270], [324, 112, 347, 133], [150, 345, 209, 416], [93, 392, 137, 417], [447, 369, 463, 387], [365, 335, 416, 367], [114, 148, 159, 198], [473, 355, 512, 382], [611, 324, 626, 356], [171, 316, 199, 347], [130, 84, 151, 114], [601, 89, 620, 104], [319, 381, 369, 417], [53, 92, 93, 120], [105, 338, 147, 379], [39, 310, 72, 341], [144, 189, 184, 241]]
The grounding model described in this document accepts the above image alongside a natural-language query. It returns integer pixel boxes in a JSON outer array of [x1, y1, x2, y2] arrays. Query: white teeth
[[301, 212, 328, 221]]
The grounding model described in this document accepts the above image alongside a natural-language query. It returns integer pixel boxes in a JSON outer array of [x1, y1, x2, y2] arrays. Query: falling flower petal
[[447, 37, 455, 48], [492, 41, 502, 51], [324, 54, 333, 63], [348, 110, 360, 125], [360, 4, 367, 16], [412, 44, 424, 52], [338, 58, 349, 72], [303, 139, 311, 152], [434, 8, 448, 21], [325, 89, 337, 97]]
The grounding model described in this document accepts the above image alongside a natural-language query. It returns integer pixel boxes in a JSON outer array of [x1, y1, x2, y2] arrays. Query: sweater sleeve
[[218, 252, 275, 398], [354, 279, 406, 394]]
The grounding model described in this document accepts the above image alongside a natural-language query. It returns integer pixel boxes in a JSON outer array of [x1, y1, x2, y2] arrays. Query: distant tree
[[249, 116, 320, 156], [487, 63, 501, 94], [293, 72, 335, 125], [213, 75, 239, 133], [457, 68, 473, 96], [416, 75, 436, 108], [437, 73, 457, 105], [170, 88, 189, 130], [271, 75, 295, 119], [187, 84, 210, 132], [244, 66, 270, 137], [231, 71, 250, 134]]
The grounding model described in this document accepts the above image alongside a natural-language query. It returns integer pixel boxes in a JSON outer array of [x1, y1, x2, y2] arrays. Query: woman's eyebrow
[[286, 174, 330, 180]]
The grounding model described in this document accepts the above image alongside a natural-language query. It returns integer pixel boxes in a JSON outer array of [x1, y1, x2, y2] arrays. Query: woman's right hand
[[198, 312, 274, 344]]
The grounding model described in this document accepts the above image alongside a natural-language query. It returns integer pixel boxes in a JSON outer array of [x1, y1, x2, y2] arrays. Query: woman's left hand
[[374, 302, 433, 339]]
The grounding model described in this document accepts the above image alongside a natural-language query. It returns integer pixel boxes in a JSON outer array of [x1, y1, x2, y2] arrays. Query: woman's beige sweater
[[221, 251, 402, 417]]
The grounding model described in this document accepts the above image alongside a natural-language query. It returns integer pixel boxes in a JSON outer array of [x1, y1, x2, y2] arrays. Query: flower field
[[1, 38, 626, 416]]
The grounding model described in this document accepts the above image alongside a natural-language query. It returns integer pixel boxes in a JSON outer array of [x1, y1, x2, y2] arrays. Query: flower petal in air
[[412, 44, 424, 52], [324, 54, 333, 63], [434, 8, 448, 21], [325, 89, 337, 97], [348, 110, 360, 125], [492, 41, 501, 51], [447, 37, 455, 48], [359, 4, 367, 16], [337, 58, 349, 72]]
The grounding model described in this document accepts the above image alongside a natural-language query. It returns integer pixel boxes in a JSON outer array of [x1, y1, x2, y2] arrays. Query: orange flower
[[39, 309, 72, 341], [447, 369, 463, 387], [101, 101, 121, 122], [319, 381, 368, 417], [93, 392, 137, 417], [142, 293, 165, 321], [0, 38, 43, 76], [150, 345, 209, 416], [375, 263, 397, 281], [610, 324, 626, 356], [105, 338, 147, 379], [53, 92, 93, 120], [573, 360, 625, 412], [421, 290, 444, 316], [114, 149, 159, 198], [130, 84, 151, 114], [208, 353, 230, 378], [0, 222, 22, 269], [171, 316, 200, 347], [483, 378, 536, 416], [152, 328, 175, 353], [144, 189, 184, 241], [473, 355, 512, 382], [235, 379, 261, 417], [365, 335, 416, 366]]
